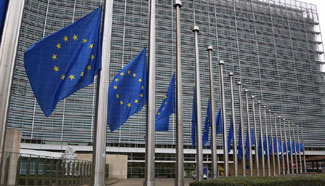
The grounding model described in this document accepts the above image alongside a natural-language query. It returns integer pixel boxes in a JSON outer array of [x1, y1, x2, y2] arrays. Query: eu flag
[[245, 128, 254, 159], [300, 142, 304, 152], [0, 0, 9, 42], [292, 140, 295, 153], [273, 136, 278, 154], [238, 124, 242, 159], [107, 49, 147, 132], [258, 134, 262, 158], [287, 141, 291, 154], [155, 74, 175, 131], [202, 100, 211, 147], [296, 142, 300, 153], [216, 108, 223, 134], [227, 118, 234, 153], [279, 139, 283, 159], [24, 7, 102, 117]]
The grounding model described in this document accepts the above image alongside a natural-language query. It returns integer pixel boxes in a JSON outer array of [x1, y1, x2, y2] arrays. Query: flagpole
[[244, 90, 253, 176], [268, 111, 276, 176], [144, 0, 156, 184], [283, 119, 290, 175], [208, 46, 217, 179], [219, 60, 228, 177], [0, 0, 25, 163], [263, 106, 271, 176], [93, 1, 113, 185], [229, 72, 237, 176], [288, 122, 294, 174], [274, 114, 280, 176], [297, 125, 302, 174], [193, 25, 203, 181], [258, 101, 265, 176], [237, 82, 245, 176], [301, 127, 307, 173], [174, 0, 184, 185], [292, 123, 298, 174], [278, 116, 285, 175], [251, 96, 259, 176]]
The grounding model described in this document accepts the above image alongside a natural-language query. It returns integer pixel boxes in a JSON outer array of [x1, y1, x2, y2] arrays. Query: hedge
[[189, 174, 325, 186]]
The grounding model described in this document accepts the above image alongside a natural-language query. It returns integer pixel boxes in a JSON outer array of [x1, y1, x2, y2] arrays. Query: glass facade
[[6, 0, 325, 155]]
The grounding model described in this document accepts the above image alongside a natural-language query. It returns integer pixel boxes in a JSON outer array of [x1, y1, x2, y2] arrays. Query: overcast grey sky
[[305, 0, 324, 33]]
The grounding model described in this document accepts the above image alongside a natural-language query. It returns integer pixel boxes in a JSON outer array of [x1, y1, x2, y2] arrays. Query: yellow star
[[115, 79, 118, 82], [53, 66, 59, 72], [82, 39, 87, 43], [128, 70, 131, 74], [138, 78, 142, 82], [134, 99, 138, 104], [157, 112, 160, 116], [116, 94, 119, 99], [141, 86, 144, 90], [120, 100, 123, 105], [64, 36, 68, 42], [61, 75, 65, 80], [140, 93, 143, 98], [133, 73, 136, 77], [69, 74, 75, 80], [91, 55, 95, 60], [52, 54, 57, 60], [73, 35, 78, 40], [80, 72, 84, 77], [89, 43, 94, 49], [56, 43, 61, 49], [165, 102, 167, 105], [162, 108, 165, 111], [127, 103, 131, 107], [164, 96, 167, 99], [120, 72, 124, 76], [87, 65, 91, 71], [114, 86, 117, 90]]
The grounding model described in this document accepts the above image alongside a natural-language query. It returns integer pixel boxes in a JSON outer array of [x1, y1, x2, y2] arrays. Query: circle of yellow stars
[[112, 71, 144, 109], [156, 95, 168, 116], [51, 34, 95, 81]]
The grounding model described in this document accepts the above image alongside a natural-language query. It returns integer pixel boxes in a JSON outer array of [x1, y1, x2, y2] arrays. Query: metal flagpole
[[0, 0, 25, 161], [279, 117, 285, 175], [274, 114, 280, 176], [292, 123, 298, 174], [288, 122, 294, 174], [229, 72, 238, 176], [144, 0, 156, 184], [244, 90, 253, 176], [251, 96, 259, 176], [283, 119, 290, 175], [263, 107, 271, 176], [219, 60, 228, 177], [237, 82, 245, 176], [269, 110, 276, 176], [93, 1, 113, 185], [297, 125, 302, 174], [301, 127, 307, 173], [174, 1, 184, 185], [193, 25, 203, 181], [208, 45, 217, 179], [258, 101, 265, 176]]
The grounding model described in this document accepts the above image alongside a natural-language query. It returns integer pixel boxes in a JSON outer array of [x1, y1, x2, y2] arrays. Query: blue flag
[[287, 141, 291, 154], [273, 136, 278, 154], [296, 142, 300, 153], [0, 0, 8, 41], [279, 139, 283, 159], [227, 118, 234, 153], [24, 7, 102, 117], [283, 141, 287, 153], [245, 128, 254, 160], [258, 134, 262, 158], [202, 100, 211, 147], [155, 74, 175, 131], [263, 136, 271, 159], [238, 124, 243, 160], [216, 108, 223, 134], [292, 140, 295, 154], [300, 142, 304, 152], [107, 49, 147, 132]]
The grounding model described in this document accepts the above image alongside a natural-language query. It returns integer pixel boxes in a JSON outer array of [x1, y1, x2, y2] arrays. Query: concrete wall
[[77, 154, 128, 179]]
